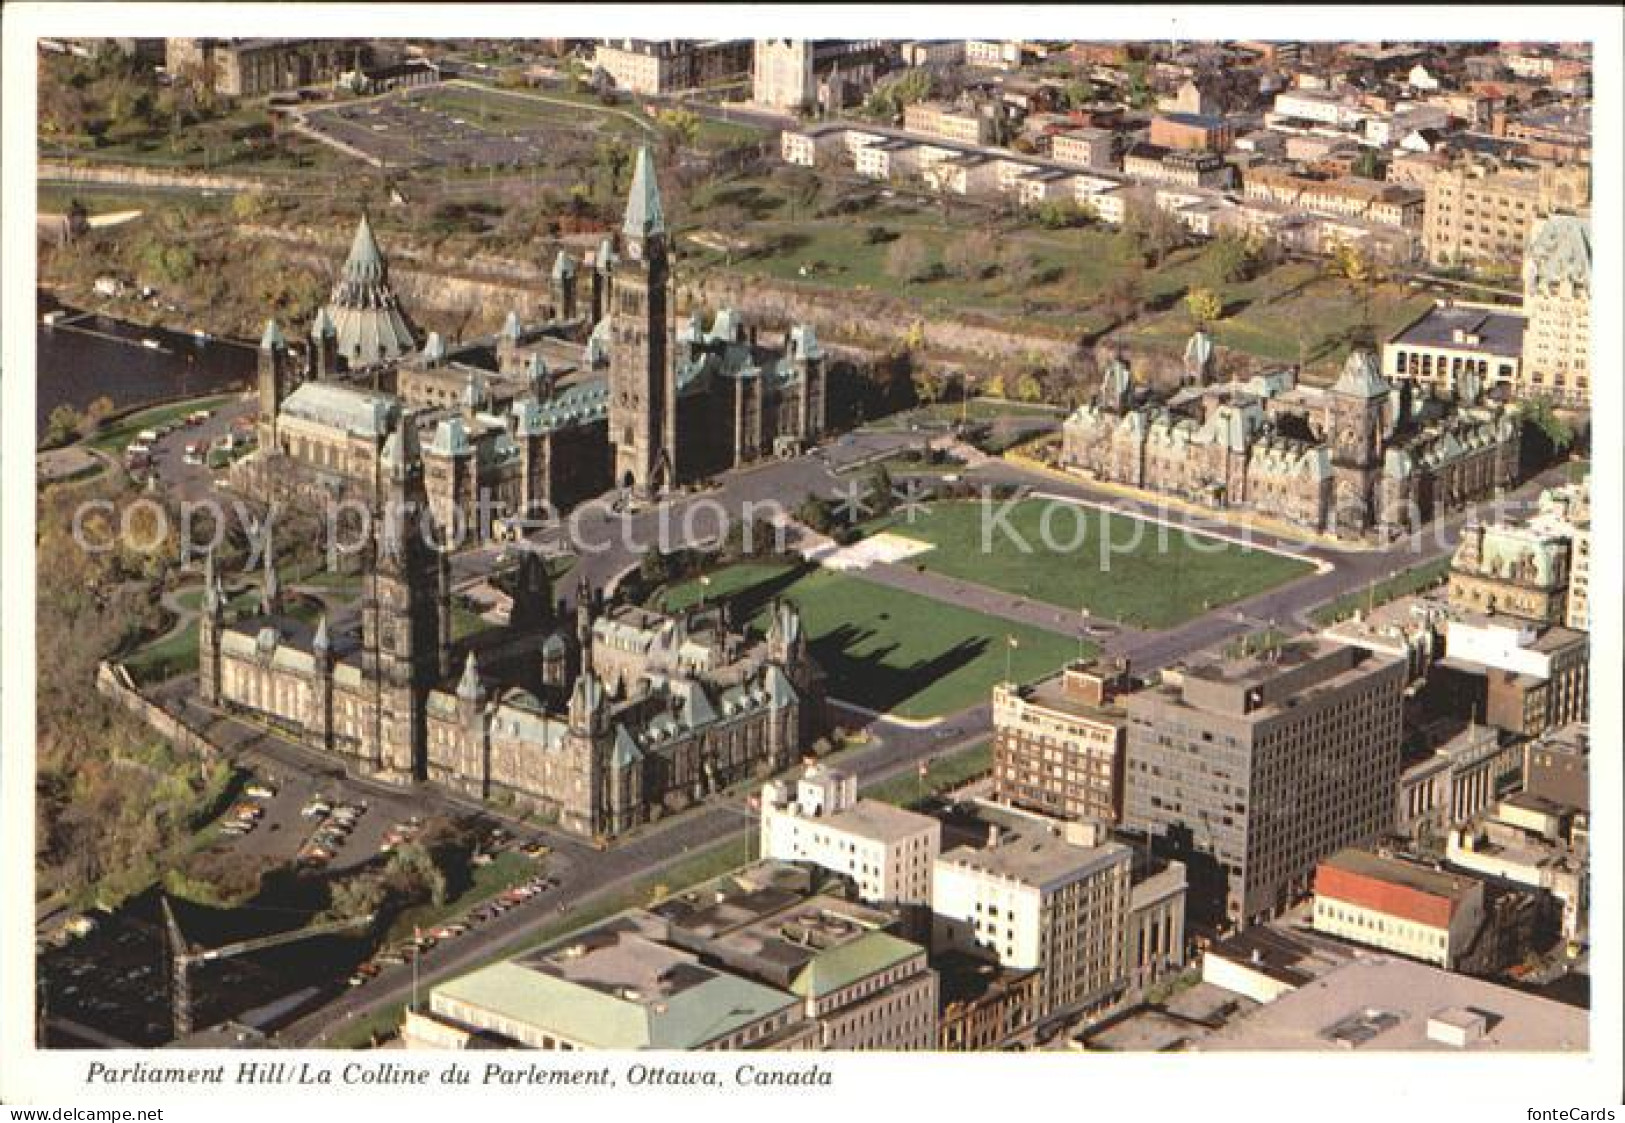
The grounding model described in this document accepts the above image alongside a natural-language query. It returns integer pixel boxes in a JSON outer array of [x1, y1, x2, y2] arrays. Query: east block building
[[1060, 348, 1520, 541]]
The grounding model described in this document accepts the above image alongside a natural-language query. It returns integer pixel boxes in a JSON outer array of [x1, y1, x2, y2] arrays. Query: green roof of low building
[[788, 930, 921, 1000], [435, 947, 798, 1050]]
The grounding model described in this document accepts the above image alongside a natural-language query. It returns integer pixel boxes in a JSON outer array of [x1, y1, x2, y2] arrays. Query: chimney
[[987, 824, 1002, 849]]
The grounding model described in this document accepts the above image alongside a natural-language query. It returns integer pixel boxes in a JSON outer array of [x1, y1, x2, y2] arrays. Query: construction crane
[[162, 895, 374, 1040]]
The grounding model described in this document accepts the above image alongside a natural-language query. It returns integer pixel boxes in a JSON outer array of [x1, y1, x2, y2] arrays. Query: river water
[[35, 294, 257, 437]]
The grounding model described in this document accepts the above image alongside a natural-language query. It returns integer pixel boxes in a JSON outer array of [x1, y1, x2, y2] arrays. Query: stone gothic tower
[[361, 412, 449, 784], [256, 319, 295, 450], [1326, 349, 1393, 537], [608, 146, 678, 497], [309, 307, 340, 380], [550, 250, 578, 321]]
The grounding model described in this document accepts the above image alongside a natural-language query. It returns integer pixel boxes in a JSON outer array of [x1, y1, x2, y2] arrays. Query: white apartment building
[[933, 813, 1132, 1019], [759, 764, 941, 907], [1270, 89, 1369, 129], [780, 128, 843, 168]]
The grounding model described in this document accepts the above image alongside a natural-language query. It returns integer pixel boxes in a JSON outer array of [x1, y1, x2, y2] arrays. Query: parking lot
[[297, 85, 642, 169]]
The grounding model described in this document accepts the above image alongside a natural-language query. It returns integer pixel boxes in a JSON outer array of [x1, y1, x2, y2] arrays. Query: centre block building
[[242, 145, 830, 535]]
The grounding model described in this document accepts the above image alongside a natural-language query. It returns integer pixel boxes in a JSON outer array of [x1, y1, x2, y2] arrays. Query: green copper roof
[[1525, 215, 1590, 291], [1332, 349, 1390, 400], [789, 930, 920, 1000], [344, 213, 386, 284], [622, 145, 665, 241], [435, 948, 797, 1049]]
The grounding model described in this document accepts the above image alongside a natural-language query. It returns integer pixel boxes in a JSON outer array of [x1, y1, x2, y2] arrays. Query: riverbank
[[36, 294, 256, 433]]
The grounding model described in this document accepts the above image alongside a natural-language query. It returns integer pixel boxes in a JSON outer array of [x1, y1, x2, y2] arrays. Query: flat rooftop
[[1206, 925, 1354, 989], [1197, 954, 1587, 1051], [1319, 848, 1482, 904], [824, 799, 939, 844], [1391, 303, 1526, 359], [938, 821, 1128, 889], [434, 910, 799, 1050]]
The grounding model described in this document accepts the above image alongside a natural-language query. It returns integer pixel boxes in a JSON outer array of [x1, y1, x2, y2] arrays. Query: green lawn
[[87, 394, 238, 456], [124, 620, 199, 685], [660, 562, 1084, 719], [863, 499, 1315, 630], [862, 740, 992, 809]]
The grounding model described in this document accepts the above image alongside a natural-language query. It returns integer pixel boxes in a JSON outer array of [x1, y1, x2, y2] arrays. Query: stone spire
[[313, 613, 330, 655], [456, 650, 484, 702], [201, 548, 222, 615], [342, 212, 387, 288], [260, 318, 286, 351], [259, 528, 281, 616], [622, 145, 665, 243]]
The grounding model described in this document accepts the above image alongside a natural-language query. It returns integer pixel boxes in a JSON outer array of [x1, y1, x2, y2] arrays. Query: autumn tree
[[1185, 287, 1224, 328]]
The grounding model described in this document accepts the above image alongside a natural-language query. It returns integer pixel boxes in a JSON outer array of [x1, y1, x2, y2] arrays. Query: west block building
[[1123, 638, 1407, 930], [201, 452, 825, 838]]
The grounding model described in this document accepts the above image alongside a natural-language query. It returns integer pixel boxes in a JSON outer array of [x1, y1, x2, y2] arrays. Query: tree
[[655, 107, 700, 153], [1014, 373, 1044, 403], [984, 373, 1007, 399], [1185, 287, 1224, 328], [1123, 200, 1185, 266], [1204, 231, 1261, 287], [639, 546, 671, 585], [944, 229, 996, 279], [1522, 397, 1575, 453], [885, 236, 931, 284], [1032, 198, 1089, 229], [1100, 273, 1145, 324], [43, 404, 83, 449]]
